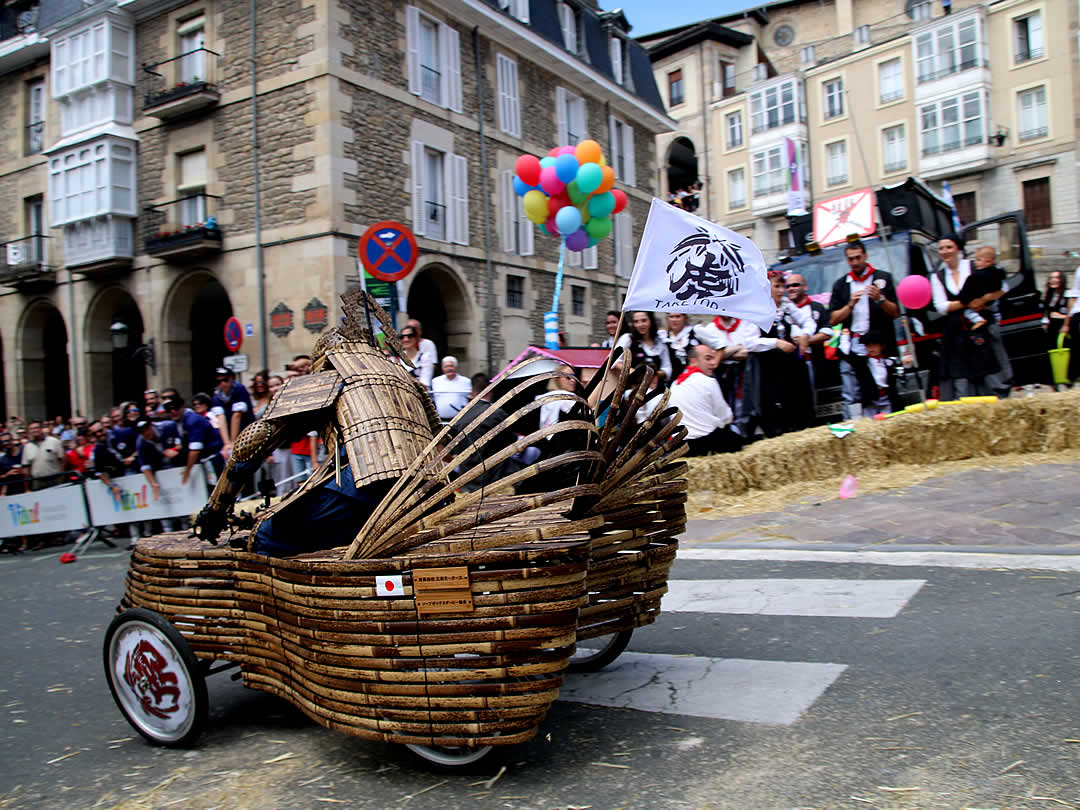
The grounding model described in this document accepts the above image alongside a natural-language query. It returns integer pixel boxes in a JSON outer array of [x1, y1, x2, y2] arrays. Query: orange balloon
[[575, 139, 603, 166], [597, 165, 616, 194]]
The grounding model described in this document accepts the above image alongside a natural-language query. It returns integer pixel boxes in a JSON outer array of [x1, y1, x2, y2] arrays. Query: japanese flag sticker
[[376, 574, 403, 597]]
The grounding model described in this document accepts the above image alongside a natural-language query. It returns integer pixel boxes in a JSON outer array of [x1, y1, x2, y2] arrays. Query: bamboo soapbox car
[[104, 315, 687, 768]]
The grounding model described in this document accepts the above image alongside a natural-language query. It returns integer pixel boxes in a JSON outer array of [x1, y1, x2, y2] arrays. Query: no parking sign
[[223, 317, 243, 352], [358, 221, 418, 282]]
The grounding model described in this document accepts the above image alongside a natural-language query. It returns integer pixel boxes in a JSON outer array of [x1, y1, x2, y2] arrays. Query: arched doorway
[[405, 264, 472, 368], [19, 301, 71, 421], [666, 137, 699, 206], [162, 272, 233, 400], [84, 287, 147, 416]]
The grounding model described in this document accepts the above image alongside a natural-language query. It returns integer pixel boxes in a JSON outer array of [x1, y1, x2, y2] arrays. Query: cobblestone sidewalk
[[681, 463, 1080, 553]]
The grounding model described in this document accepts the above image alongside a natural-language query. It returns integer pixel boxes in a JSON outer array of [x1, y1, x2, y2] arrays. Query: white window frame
[[915, 16, 981, 84], [47, 137, 136, 226], [177, 148, 207, 227], [496, 53, 521, 138], [855, 25, 871, 45], [499, 169, 535, 256], [556, 86, 587, 146], [752, 147, 785, 198], [558, 2, 579, 55], [725, 110, 743, 149], [750, 79, 804, 134], [571, 285, 586, 318], [27, 78, 45, 155], [727, 167, 746, 210], [497, 0, 530, 23], [825, 140, 848, 187], [178, 15, 206, 83], [506, 274, 525, 309], [919, 90, 985, 156], [878, 57, 903, 104], [609, 115, 636, 187], [823, 78, 844, 120], [613, 211, 633, 278], [1013, 11, 1044, 63], [910, 1, 931, 21], [1018, 85, 1048, 142], [752, 63, 768, 82], [800, 45, 815, 65], [405, 6, 463, 113], [609, 35, 625, 85], [411, 141, 469, 245], [881, 124, 907, 173], [51, 18, 133, 97]]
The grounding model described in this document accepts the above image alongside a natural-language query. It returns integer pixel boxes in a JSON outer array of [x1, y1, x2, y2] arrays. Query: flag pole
[[591, 309, 625, 413], [845, 89, 927, 407]]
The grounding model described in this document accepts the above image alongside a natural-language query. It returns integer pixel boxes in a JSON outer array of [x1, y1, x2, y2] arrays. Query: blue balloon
[[512, 176, 535, 197], [539, 156, 557, 169], [554, 153, 580, 184], [555, 205, 582, 235]]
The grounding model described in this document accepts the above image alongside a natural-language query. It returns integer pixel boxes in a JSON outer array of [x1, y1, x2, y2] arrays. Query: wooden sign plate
[[414, 591, 475, 615], [412, 566, 470, 592]]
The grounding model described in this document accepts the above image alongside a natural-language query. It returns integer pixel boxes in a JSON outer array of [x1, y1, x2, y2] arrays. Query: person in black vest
[[784, 272, 836, 413], [828, 240, 900, 419], [659, 312, 701, 381]]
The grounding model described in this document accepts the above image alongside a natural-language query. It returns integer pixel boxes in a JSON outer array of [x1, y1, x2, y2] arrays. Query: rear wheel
[[568, 629, 633, 673], [406, 743, 494, 768], [103, 608, 208, 747]]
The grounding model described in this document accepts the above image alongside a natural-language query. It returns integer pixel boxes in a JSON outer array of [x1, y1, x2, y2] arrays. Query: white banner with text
[[0, 483, 90, 537], [84, 467, 209, 527]]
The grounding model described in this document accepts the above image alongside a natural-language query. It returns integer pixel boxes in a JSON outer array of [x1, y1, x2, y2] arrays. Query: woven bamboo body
[[121, 531, 590, 748]]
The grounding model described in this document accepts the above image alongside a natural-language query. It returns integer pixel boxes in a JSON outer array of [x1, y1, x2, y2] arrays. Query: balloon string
[[552, 239, 565, 312]]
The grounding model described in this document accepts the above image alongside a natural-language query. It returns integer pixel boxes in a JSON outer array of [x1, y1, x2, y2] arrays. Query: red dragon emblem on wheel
[[124, 639, 181, 719]]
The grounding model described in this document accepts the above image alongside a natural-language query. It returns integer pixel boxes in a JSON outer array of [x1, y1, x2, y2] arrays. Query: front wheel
[[568, 629, 633, 673], [405, 743, 494, 768], [103, 608, 208, 747]]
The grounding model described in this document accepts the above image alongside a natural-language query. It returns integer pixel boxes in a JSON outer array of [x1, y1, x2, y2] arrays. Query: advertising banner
[[0, 483, 89, 537], [85, 468, 209, 527]]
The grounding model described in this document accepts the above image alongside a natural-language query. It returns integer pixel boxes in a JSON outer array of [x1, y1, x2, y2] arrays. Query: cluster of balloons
[[513, 140, 628, 252]]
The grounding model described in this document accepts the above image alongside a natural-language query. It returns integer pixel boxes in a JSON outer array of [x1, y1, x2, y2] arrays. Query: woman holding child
[[930, 234, 999, 399]]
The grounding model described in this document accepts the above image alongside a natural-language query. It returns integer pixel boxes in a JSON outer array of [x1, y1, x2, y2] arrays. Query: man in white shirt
[[430, 356, 473, 420], [668, 344, 743, 456], [22, 420, 65, 489], [405, 318, 439, 383]]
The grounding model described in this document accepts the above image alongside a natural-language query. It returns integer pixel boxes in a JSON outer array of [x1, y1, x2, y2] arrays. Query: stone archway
[[404, 263, 473, 368], [18, 300, 71, 421], [84, 286, 146, 416], [666, 136, 699, 202], [162, 272, 233, 401]]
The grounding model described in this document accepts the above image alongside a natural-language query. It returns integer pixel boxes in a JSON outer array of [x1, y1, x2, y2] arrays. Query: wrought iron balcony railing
[[142, 48, 221, 118], [0, 234, 54, 290], [143, 194, 223, 258]]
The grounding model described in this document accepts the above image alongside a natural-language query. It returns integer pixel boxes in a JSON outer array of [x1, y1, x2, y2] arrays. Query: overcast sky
[[600, 0, 756, 37]]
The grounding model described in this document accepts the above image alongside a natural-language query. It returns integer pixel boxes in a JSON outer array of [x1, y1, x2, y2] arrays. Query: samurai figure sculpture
[[192, 290, 441, 555]]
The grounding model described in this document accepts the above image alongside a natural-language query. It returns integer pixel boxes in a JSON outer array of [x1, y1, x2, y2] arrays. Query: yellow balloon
[[578, 202, 591, 223], [598, 154, 607, 167], [523, 189, 549, 223]]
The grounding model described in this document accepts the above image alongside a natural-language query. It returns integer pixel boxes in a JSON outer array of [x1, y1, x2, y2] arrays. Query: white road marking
[[663, 578, 926, 618], [560, 652, 847, 725], [677, 548, 1080, 573]]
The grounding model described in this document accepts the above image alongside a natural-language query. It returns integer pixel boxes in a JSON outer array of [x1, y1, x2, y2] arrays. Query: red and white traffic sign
[[813, 188, 877, 248], [358, 221, 418, 283], [223, 317, 243, 352]]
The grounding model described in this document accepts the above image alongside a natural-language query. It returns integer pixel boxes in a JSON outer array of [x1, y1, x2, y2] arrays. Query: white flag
[[622, 199, 775, 332], [376, 574, 403, 596]]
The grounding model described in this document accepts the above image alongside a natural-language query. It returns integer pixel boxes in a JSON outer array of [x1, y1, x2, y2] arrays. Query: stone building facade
[[0, 0, 671, 420], [641, 0, 1079, 277]]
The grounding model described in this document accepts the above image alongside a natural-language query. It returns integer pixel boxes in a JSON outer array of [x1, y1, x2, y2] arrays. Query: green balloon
[[576, 162, 603, 194], [567, 180, 588, 205], [586, 216, 612, 241], [588, 191, 616, 218]]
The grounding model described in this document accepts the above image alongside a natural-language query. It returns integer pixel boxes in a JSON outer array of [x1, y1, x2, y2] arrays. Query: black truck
[[772, 178, 1049, 420]]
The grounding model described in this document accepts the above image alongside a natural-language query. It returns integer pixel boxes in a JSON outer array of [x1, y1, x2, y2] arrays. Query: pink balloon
[[545, 215, 560, 235], [540, 166, 566, 195], [838, 475, 858, 500], [897, 274, 932, 310], [557, 145, 577, 156]]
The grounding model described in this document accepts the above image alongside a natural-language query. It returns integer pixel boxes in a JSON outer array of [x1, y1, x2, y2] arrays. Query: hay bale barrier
[[687, 391, 1080, 499]]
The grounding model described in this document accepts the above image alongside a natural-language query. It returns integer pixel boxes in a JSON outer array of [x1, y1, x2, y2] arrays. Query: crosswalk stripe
[[677, 547, 1080, 572], [663, 578, 926, 618], [560, 652, 848, 725]]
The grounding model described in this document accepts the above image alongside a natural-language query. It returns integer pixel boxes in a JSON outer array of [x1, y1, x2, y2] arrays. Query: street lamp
[[110, 320, 130, 350]]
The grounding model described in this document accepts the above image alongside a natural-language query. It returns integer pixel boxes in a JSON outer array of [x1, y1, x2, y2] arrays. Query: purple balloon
[[539, 166, 566, 195], [565, 228, 589, 251]]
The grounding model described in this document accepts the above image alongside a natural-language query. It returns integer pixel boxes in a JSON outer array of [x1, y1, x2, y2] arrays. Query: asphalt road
[[1, 546, 1077, 810]]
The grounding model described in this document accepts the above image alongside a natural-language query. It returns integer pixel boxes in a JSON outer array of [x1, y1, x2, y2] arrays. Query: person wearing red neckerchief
[[827, 240, 900, 419], [668, 344, 743, 456], [785, 273, 837, 412]]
